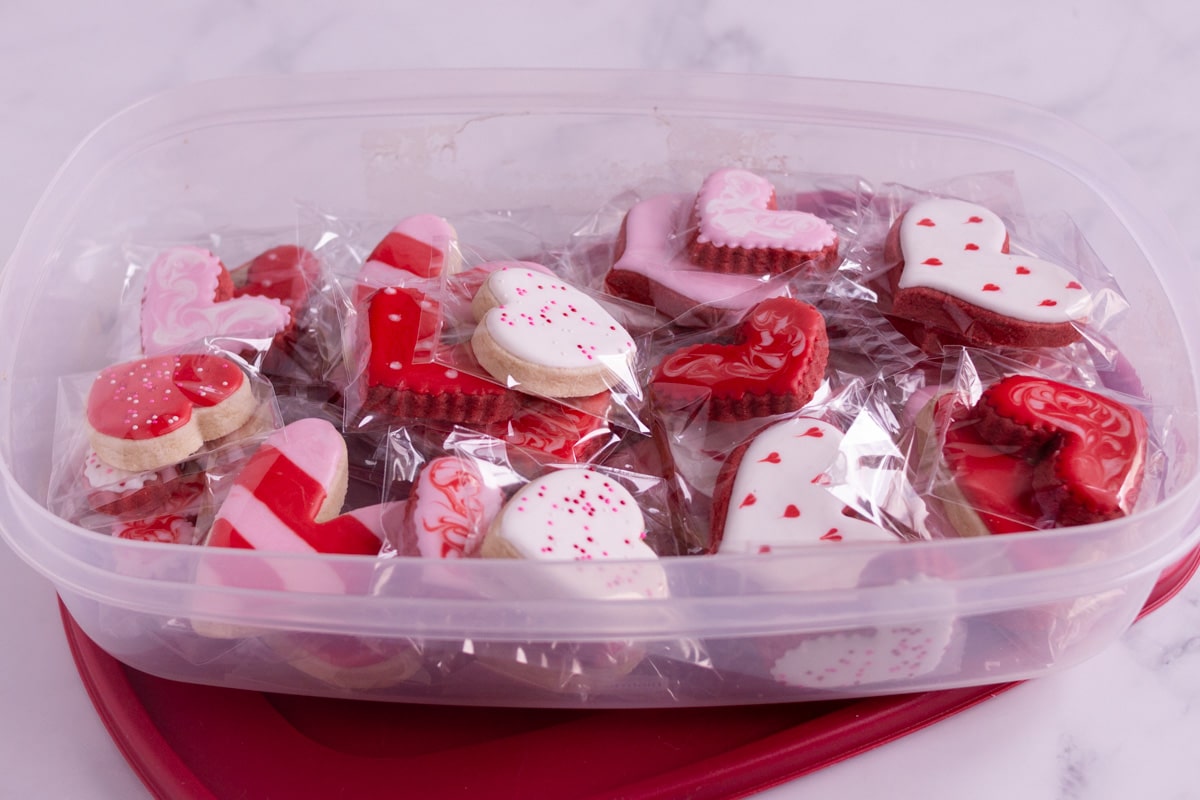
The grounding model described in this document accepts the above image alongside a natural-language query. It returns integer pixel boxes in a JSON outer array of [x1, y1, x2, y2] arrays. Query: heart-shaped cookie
[[943, 375, 1147, 530], [689, 168, 839, 275], [651, 297, 829, 421], [206, 418, 389, 570], [232, 245, 320, 337], [888, 198, 1091, 348], [471, 263, 636, 398], [141, 247, 292, 355], [712, 417, 900, 553], [362, 285, 518, 424], [403, 456, 503, 558], [358, 214, 459, 293], [87, 353, 257, 472]]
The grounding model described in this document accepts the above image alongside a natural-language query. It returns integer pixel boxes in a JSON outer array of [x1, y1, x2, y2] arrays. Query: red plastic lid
[[62, 545, 1200, 800]]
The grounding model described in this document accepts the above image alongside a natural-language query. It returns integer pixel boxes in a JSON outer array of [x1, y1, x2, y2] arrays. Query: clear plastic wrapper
[[48, 347, 281, 535], [904, 348, 1165, 538], [851, 173, 1130, 356]]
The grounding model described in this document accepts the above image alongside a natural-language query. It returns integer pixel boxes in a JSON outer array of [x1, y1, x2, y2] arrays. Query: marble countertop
[[2, 2, 1199, 798]]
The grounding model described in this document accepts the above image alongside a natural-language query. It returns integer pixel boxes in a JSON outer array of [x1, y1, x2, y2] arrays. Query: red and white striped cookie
[[86, 353, 258, 473], [205, 418, 388, 579]]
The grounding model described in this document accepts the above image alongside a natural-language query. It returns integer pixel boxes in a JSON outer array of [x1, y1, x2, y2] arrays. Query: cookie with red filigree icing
[[885, 198, 1092, 350], [711, 417, 900, 554], [140, 247, 292, 355], [113, 513, 198, 545], [688, 168, 839, 275], [941, 375, 1147, 531], [650, 297, 829, 421], [402, 456, 503, 559], [471, 263, 637, 398], [86, 353, 257, 473]]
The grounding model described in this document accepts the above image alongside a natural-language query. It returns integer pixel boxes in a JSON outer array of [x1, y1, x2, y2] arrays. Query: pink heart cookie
[[86, 353, 257, 473], [605, 193, 790, 326], [689, 168, 839, 275], [207, 418, 388, 567], [711, 417, 900, 553], [887, 198, 1092, 349], [141, 247, 292, 355]]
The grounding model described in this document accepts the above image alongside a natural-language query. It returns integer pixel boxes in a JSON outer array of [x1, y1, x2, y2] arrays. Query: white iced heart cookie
[[470, 263, 636, 398], [480, 468, 666, 600], [890, 198, 1092, 348], [714, 417, 900, 553], [769, 620, 956, 689]]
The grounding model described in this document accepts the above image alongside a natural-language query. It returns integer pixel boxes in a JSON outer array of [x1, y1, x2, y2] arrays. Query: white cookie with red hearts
[[470, 263, 637, 398], [480, 468, 666, 600], [888, 198, 1092, 348], [712, 417, 900, 553]]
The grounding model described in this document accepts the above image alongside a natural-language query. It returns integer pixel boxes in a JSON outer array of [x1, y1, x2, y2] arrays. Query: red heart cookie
[[943, 375, 1147, 530], [87, 353, 257, 473], [650, 297, 829, 421], [886, 198, 1091, 349], [361, 285, 518, 425], [689, 168, 839, 275], [141, 247, 292, 355], [232, 245, 320, 338]]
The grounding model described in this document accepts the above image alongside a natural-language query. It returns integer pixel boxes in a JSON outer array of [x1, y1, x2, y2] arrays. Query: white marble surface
[[2, 1, 1199, 798]]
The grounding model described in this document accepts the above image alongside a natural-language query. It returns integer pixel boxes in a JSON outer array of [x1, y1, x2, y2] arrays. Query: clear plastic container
[[1, 69, 1198, 708]]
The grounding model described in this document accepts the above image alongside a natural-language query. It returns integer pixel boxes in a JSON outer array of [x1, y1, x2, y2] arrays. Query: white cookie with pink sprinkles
[[471, 263, 637, 398], [480, 468, 667, 600]]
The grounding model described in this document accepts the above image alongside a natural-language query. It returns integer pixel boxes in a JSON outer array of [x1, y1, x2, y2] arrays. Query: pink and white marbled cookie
[[403, 456, 503, 558]]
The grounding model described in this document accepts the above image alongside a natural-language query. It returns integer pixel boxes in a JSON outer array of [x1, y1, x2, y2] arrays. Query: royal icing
[[208, 418, 383, 561], [358, 214, 459, 289], [501, 394, 612, 462], [945, 376, 1147, 528], [719, 418, 899, 553], [114, 514, 196, 545], [693, 169, 837, 251], [474, 264, 636, 371], [897, 198, 1091, 324], [87, 353, 247, 441], [233, 245, 319, 325], [652, 297, 828, 416], [407, 457, 503, 559], [364, 285, 516, 423], [488, 469, 667, 600], [770, 622, 954, 688], [609, 193, 788, 317], [84, 448, 169, 491], [141, 247, 291, 355]]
